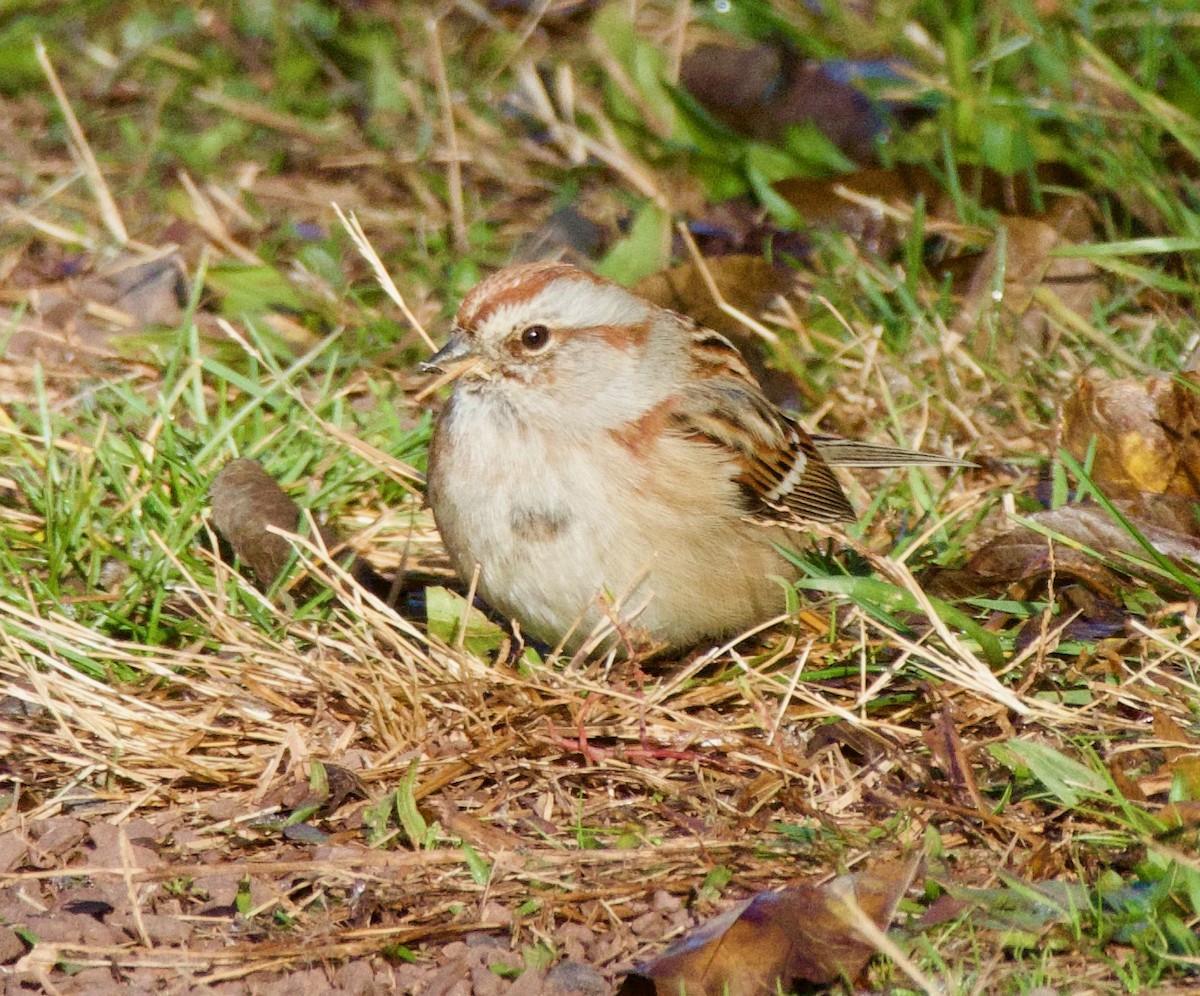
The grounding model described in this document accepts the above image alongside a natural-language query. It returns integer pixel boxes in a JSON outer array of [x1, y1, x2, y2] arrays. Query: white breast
[[428, 388, 796, 653]]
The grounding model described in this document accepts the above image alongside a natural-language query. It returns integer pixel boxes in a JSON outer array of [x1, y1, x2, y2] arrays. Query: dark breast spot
[[510, 506, 572, 542]]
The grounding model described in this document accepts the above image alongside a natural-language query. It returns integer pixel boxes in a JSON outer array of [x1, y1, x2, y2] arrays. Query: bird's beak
[[420, 331, 475, 374], [416, 331, 482, 401]]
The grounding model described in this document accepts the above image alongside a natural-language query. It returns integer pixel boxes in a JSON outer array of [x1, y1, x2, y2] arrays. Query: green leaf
[[425, 585, 506, 657], [595, 201, 671, 285], [363, 791, 395, 846], [793, 574, 1004, 667], [979, 114, 1036, 174], [308, 760, 329, 795], [207, 263, 304, 316], [522, 941, 556, 971], [1051, 235, 1200, 257], [461, 843, 491, 886], [235, 878, 253, 916], [592, 5, 674, 130], [992, 739, 1108, 808], [699, 864, 733, 900], [395, 759, 431, 849]]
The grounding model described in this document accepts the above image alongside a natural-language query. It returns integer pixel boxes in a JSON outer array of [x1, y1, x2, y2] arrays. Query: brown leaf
[[635, 255, 801, 407], [209, 458, 306, 587], [957, 204, 1102, 373], [969, 501, 1200, 588], [774, 165, 943, 256], [1159, 800, 1200, 829], [680, 45, 886, 162], [1153, 710, 1194, 762], [620, 855, 920, 996], [771, 162, 1086, 260], [633, 255, 790, 334], [510, 206, 607, 266], [209, 459, 423, 612], [807, 720, 899, 764], [431, 801, 529, 853], [1062, 370, 1200, 499], [1166, 757, 1200, 801], [1107, 760, 1147, 803], [3, 252, 186, 361]]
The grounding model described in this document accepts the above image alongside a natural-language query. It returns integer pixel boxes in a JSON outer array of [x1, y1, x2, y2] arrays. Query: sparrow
[[424, 261, 968, 655]]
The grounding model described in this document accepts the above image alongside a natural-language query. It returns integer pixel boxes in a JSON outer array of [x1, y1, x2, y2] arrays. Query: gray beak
[[420, 332, 474, 373]]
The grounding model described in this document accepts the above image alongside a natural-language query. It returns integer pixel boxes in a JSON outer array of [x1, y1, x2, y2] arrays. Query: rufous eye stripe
[[596, 318, 653, 351]]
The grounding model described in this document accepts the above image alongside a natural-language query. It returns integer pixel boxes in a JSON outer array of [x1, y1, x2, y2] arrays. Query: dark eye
[[519, 324, 551, 350]]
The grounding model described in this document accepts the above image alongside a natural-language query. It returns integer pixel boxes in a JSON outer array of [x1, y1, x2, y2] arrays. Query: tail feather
[[811, 432, 975, 469]]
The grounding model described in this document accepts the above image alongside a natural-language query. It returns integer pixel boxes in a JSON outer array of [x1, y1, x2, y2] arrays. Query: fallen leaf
[[1159, 800, 1200, 828], [209, 459, 404, 605], [922, 701, 984, 812], [431, 801, 528, 853], [1152, 710, 1194, 762], [635, 255, 801, 406], [2, 252, 186, 361], [1062, 370, 1200, 499], [957, 202, 1102, 373], [510, 206, 607, 265], [770, 161, 1085, 259], [209, 459, 306, 587], [968, 489, 1200, 602], [634, 255, 789, 335], [991, 738, 1109, 808], [426, 586, 507, 657], [807, 720, 899, 764], [680, 44, 893, 162], [620, 855, 920, 995], [774, 164, 942, 256]]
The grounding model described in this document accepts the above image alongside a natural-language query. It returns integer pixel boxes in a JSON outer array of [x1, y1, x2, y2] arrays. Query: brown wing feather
[[669, 325, 855, 524]]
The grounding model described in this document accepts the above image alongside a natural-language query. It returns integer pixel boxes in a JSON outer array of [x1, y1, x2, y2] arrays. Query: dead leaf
[[964, 468, 1200, 632], [634, 255, 789, 335], [510, 206, 607, 266], [680, 44, 890, 162], [1062, 370, 1200, 499], [957, 202, 1102, 373], [208, 458, 422, 612], [1, 252, 186, 361], [485, 0, 599, 24], [210, 459, 307, 587], [620, 855, 920, 995], [1153, 710, 1194, 761], [1107, 761, 1147, 803], [1159, 800, 1200, 828], [432, 801, 529, 853], [807, 720, 899, 764], [774, 164, 943, 256], [969, 500, 1200, 592]]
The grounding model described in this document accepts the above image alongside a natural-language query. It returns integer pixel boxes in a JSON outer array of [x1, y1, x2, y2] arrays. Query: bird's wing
[[669, 330, 855, 524]]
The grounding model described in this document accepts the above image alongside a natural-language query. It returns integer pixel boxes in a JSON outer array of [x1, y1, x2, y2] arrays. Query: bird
[[423, 261, 969, 656]]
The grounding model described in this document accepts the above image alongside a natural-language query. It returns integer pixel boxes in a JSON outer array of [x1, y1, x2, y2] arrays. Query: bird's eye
[[519, 324, 551, 350]]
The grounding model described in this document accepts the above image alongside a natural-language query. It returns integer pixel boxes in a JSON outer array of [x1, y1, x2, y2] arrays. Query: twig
[[427, 17, 468, 252], [332, 203, 437, 352], [34, 37, 128, 245]]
